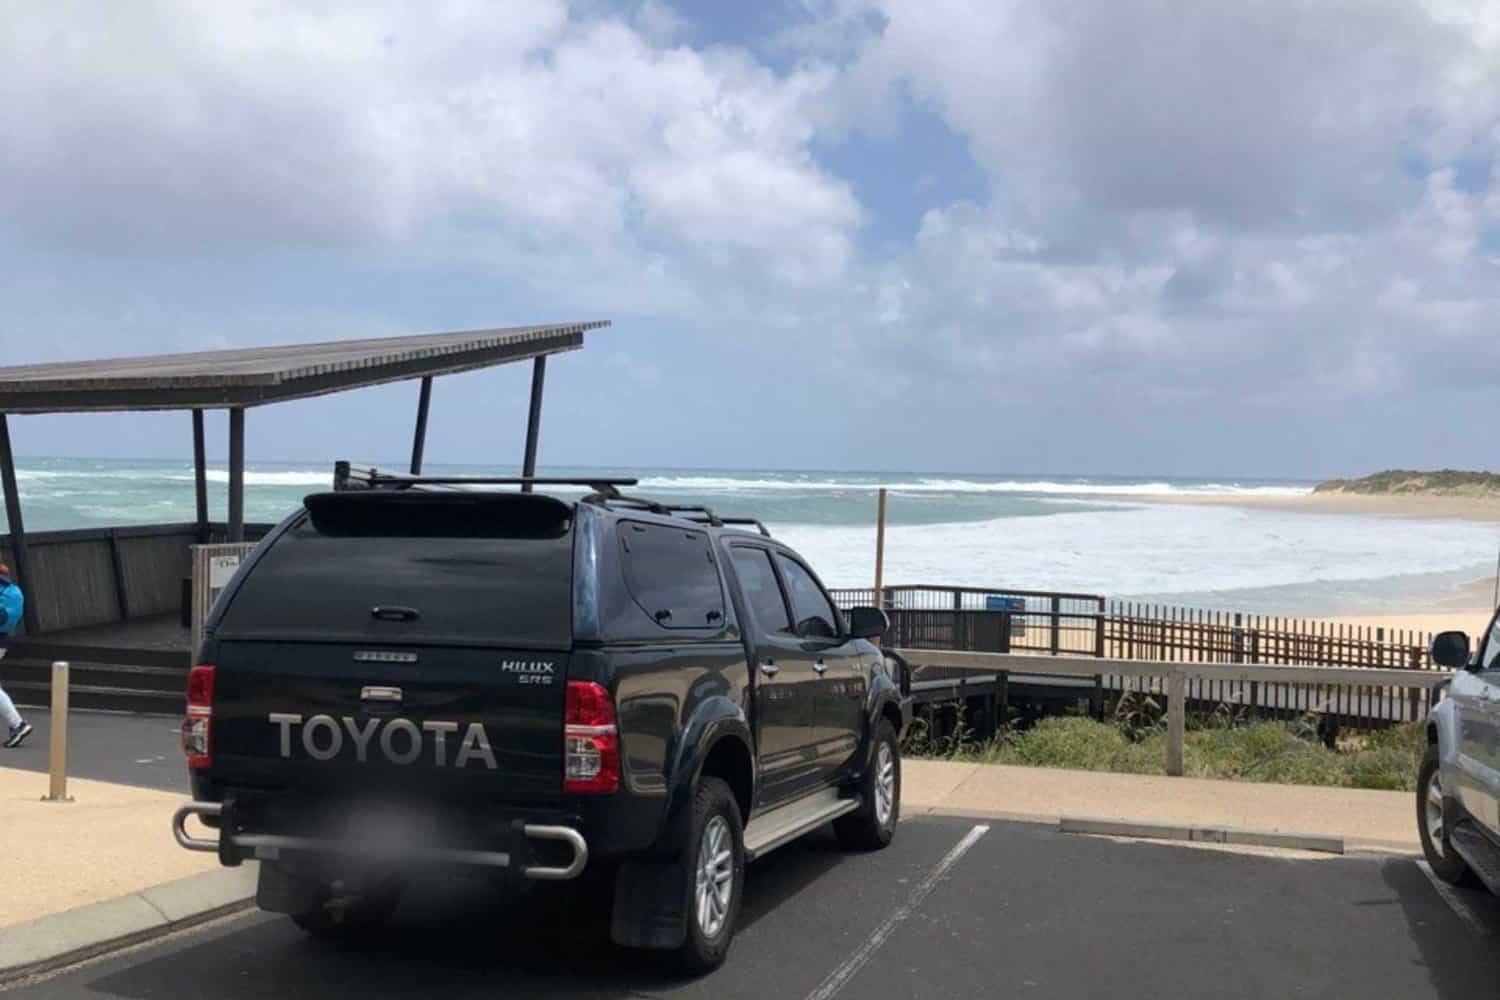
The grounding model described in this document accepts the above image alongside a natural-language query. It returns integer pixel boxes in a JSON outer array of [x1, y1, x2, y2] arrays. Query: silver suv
[[1421, 617, 1500, 889]]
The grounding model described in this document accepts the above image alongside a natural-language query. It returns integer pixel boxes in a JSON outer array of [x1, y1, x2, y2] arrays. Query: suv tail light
[[182, 665, 215, 769], [564, 680, 619, 794]]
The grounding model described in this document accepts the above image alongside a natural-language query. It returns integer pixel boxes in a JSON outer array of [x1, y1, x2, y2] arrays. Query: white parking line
[[1416, 861, 1492, 937], [804, 823, 990, 1000]]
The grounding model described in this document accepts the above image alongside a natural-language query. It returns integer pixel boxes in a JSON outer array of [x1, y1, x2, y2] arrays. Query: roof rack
[[330, 461, 773, 536], [333, 461, 637, 497], [684, 515, 773, 538]]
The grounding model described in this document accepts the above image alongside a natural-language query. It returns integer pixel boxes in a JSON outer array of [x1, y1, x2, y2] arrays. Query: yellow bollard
[[43, 660, 72, 802]]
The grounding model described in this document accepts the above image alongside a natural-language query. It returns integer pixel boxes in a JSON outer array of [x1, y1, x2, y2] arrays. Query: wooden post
[[107, 529, 129, 621], [997, 670, 1009, 735], [873, 487, 887, 610], [1166, 668, 1186, 776], [45, 661, 72, 802], [1050, 596, 1061, 655]]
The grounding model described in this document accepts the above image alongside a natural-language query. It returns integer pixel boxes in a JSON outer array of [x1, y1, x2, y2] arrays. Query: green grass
[[1314, 468, 1500, 497], [908, 714, 1424, 791]]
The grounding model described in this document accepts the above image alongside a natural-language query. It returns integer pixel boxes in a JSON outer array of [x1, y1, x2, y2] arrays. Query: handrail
[[895, 649, 1452, 689], [894, 648, 1452, 776]]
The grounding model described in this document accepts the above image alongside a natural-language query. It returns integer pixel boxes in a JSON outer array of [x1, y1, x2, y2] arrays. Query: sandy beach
[[1145, 491, 1500, 523]]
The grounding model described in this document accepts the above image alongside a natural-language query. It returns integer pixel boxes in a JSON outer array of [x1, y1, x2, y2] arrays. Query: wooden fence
[[0, 521, 273, 635]]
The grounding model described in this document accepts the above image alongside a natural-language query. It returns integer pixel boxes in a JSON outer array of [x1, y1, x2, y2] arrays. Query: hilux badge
[[500, 659, 556, 686]]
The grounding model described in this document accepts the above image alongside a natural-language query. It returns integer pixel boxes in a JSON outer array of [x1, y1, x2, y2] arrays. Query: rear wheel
[[289, 880, 403, 940], [835, 719, 900, 851], [676, 777, 744, 974], [1418, 744, 1475, 886]]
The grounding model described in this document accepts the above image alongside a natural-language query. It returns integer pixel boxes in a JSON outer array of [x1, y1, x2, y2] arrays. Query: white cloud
[[5, 1, 1500, 474], [0, 1, 859, 295]]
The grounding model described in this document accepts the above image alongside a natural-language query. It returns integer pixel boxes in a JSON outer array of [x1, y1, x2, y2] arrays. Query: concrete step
[[3, 678, 183, 716], [1, 659, 188, 697]]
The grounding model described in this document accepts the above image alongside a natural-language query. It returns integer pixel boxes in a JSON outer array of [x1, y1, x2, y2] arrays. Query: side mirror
[[1431, 630, 1471, 669], [846, 606, 889, 640]]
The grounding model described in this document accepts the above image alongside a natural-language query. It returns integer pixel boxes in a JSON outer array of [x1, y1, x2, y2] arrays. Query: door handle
[[813, 659, 827, 675], [759, 659, 780, 678]]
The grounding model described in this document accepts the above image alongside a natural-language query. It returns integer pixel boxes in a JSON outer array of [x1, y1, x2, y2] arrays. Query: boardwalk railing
[[829, 585, 1106, 657], [830, 585, 1446, 731], [895, 649, 1453, 775]]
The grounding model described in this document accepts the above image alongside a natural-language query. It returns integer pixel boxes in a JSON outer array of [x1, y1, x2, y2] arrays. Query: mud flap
[[610, 856, 688, 949], [255, 862, 321, 916]]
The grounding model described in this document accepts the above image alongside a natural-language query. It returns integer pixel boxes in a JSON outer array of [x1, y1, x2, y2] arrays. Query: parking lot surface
[[8, 815, 1500, 999]]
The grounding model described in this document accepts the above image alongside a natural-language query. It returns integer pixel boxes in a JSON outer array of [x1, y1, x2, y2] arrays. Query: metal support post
[[192, 410, 209, 543], [0, 414, 38, 635], [228, 409, 245, 542], [873, 487, 887, 613], [521, 357, 547, 491], [410, 376, 433, 475]]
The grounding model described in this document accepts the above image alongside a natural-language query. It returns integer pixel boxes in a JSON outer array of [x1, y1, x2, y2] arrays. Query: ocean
[[8, 457, 1499, 617]]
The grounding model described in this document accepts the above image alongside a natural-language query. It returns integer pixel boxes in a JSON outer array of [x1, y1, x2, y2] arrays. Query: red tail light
[[183, 665, 215, 769], [564, 680, 619, 794]]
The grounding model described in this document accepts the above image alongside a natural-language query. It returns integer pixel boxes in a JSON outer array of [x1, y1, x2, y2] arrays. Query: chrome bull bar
[[172, 801, 588, 881]]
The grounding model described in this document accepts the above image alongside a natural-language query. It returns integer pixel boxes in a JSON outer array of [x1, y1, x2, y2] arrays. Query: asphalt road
[[8, 816, 1500, 999], [0, 709, 186, 793]]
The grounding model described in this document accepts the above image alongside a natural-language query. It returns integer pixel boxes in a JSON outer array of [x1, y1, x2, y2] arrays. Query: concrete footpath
[[0, 767, 218, 929], [902, 759, 1419, 854], [0, 757, 1419, 982]]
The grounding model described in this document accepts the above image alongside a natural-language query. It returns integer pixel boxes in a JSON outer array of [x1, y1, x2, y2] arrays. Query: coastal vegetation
[[907, 698, 1423, 791], [1314, 468, 1500, 497]]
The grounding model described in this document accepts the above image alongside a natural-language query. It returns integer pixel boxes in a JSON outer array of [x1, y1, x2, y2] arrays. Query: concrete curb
[[0, 864, 257, 985], [1058, 816, 1346, 855]]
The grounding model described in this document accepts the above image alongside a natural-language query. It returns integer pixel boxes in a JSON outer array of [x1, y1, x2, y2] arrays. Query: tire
[[1418, 744, 1476, 886], [289, 881, 403, 941], [676, 777, 745, 974], [835, 719, 900, 852]]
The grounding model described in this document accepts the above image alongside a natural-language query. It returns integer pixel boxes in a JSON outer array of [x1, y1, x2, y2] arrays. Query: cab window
[[775, 554, 841, 640], [731, 547, 791, 632], [1483, 612, 1500, 671]]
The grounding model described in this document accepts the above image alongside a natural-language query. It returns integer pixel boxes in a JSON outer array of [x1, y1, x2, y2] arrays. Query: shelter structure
[[0, 321, 608, 638]]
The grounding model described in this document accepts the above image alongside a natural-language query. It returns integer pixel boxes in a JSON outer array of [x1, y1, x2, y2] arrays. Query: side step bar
[[172, 802, 588, 881], [743, 788, 860, 861], [1450, 819, 1500, 895]]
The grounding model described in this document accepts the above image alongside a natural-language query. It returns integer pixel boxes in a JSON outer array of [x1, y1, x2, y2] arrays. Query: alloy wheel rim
[[695, 815, 734, 939], [875, 743, 896, 827], [1426, 772, 1446, 858]]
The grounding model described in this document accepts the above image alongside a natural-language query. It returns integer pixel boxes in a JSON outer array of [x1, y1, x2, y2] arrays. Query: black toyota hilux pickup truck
[[173, 465, 910, 971]]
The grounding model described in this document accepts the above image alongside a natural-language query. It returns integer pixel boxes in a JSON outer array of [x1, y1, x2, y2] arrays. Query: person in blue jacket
[[0, 564, 32, 748]]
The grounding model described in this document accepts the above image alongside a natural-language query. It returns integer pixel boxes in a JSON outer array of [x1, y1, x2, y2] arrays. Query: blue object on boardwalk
[[985, 595, 1026, 637], [0, 581, 23, 638]]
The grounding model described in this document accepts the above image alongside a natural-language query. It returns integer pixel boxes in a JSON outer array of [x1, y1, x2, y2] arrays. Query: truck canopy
[[213, 491, 575, 650]]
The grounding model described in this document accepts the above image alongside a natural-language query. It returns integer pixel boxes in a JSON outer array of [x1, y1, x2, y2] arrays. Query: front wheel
[[835, 719, 900, 851], [1418, 744, 1475, 886], [676, 777, 745, 974]]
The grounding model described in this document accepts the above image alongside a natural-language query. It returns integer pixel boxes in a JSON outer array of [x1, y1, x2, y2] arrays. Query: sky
[[2, 0, 1499, 479]]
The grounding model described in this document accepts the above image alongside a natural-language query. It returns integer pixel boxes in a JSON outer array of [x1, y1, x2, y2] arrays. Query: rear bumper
[[172, 800, 589, 881]]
